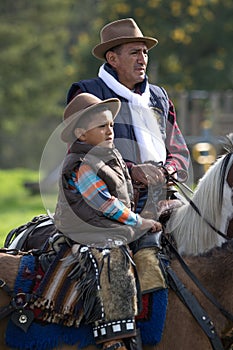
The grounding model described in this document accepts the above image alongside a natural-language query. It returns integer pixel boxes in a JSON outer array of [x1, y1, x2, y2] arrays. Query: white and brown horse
[[1, 135, 233, 349], [0, 240, 232, 350]]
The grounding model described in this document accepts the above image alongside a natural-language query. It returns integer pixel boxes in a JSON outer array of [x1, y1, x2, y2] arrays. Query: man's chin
[[136, 74, 145, 83]]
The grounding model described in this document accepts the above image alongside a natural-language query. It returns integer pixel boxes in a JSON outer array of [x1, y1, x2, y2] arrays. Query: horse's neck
[[167, 154, 233, 255]]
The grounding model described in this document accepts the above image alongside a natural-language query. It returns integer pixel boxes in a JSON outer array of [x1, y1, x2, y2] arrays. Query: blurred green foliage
[[0, 168, 45, 247], [0, 0, 232, 169]]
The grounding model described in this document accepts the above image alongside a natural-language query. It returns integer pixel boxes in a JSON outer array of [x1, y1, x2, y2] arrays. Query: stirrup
[[103, 340, 126, 350], [124, 329, 143, 350]]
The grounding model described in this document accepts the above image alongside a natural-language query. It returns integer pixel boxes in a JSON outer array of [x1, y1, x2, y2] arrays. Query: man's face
[[77, 110, 114, 148], [108, 42, 149, 90]]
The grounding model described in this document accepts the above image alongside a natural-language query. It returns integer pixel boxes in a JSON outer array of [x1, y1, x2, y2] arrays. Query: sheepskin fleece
[[134, 248, 167, 293]]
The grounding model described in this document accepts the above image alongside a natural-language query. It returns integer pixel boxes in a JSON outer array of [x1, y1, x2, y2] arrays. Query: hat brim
[[61, 98, 121, 143], [92, 36, 158, 60]]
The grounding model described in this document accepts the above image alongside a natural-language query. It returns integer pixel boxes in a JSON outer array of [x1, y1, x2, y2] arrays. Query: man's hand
[[131, 163, 165, 186], [140, 218, 162, 232]]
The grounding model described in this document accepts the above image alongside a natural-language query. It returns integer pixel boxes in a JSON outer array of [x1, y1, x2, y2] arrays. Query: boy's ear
[[74, 128, 86, 141]]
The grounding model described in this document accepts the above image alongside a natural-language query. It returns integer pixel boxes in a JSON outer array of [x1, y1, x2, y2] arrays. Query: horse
[[0, 240, 232, 350], [1, 134, 233, 349]]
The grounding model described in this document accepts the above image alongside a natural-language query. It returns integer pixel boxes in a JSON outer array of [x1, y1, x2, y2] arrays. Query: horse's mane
[[167, 135, 233, 255]]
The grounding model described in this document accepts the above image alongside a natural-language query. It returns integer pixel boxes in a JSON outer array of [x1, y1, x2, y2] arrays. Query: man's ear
[[74, 128, 86, 141], [105, 51, 118, 68]]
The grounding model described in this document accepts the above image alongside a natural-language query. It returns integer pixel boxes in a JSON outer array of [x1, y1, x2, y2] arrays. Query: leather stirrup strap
[[166, 266, 224, 350]]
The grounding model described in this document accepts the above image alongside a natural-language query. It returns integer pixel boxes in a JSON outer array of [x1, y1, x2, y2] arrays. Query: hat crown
[[100, 18, 143, 43], [92, 18, 158, 60], [61, 93, 120, 143], [64, 93, 103, 121]]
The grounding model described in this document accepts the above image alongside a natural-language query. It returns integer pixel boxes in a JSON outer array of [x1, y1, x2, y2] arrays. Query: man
[[65, 18, 190, 349], [67, 18, 190, 215]]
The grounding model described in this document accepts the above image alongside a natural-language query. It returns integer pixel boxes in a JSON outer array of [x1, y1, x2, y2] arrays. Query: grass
[[0, 168, 48, 247]]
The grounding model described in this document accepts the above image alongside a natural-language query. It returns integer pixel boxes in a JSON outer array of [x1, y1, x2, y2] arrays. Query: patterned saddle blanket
[[5, 241, 168, 349]]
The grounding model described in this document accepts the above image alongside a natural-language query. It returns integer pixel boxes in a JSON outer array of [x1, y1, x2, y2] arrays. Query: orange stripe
[[117, 208, 130, 223], [82, 179, 105, 198]]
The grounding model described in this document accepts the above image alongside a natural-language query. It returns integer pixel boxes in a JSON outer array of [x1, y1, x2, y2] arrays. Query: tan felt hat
[[92, 18, 158, 60], [61, 93, 120, 143]]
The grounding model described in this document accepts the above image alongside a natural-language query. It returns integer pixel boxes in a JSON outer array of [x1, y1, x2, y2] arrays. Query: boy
[[54, 93, 162, 350]]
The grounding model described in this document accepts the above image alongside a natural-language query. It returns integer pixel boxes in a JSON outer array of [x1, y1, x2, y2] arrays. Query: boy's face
[[77, 110, 114, 148]]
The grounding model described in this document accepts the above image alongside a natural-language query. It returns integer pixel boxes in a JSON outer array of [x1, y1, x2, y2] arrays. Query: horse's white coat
[[166, 154, 233, 255]]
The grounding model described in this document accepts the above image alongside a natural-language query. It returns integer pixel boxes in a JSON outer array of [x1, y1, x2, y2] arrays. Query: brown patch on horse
[[177, 242, 233, 337], [0, 253, 21, 290], [226, 162, 233, 238], [226, 160, 233, 188], [156, 241, 233, 350]]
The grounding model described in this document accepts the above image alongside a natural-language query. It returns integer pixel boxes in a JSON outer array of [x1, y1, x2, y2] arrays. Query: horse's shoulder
[[0, 252, 21, 288], [0, 252, 21, 262]]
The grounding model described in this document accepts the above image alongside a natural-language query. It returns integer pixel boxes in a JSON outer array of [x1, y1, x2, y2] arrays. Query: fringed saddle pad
[[5, 247, 95, 350], [33, 242, 103, 327]]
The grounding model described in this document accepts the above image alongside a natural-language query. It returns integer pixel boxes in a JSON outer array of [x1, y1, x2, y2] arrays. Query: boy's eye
[[98, 123, 114, 128]]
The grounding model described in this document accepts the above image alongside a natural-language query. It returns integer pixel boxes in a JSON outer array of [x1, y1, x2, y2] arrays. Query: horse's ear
[[221, 133, 233, 153]]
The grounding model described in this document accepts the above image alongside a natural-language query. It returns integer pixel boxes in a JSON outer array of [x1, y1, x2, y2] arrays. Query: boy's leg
[[90, 246, 141, 349]]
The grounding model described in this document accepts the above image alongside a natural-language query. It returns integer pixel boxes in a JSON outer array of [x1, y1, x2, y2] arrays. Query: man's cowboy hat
[[92, 18, 158, 60], [61, 93, 121, 143]]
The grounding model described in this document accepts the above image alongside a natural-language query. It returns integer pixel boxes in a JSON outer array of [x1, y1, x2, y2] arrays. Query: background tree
[[70, 0, 233, 90], [0, 0, 232, 169], [0, 0, 72, 168]]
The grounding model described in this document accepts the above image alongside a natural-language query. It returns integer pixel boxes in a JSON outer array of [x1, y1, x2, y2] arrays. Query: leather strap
[[0, 278, 15, 319], [166, 266, 224, 350]]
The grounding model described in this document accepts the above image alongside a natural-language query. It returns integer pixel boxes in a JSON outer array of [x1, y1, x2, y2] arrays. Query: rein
[[0, 278, 15, 319]]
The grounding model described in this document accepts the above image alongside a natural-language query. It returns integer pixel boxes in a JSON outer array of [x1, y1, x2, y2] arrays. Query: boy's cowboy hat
[[61, 93, 120, 143], [92, 18, 158, 60]]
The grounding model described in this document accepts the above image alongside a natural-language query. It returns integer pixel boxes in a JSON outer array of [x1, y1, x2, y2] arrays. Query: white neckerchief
[[98, 64, 166, 163]]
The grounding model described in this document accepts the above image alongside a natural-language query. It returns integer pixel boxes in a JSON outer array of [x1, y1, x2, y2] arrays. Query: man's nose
[[138, 51, 147, 64]]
